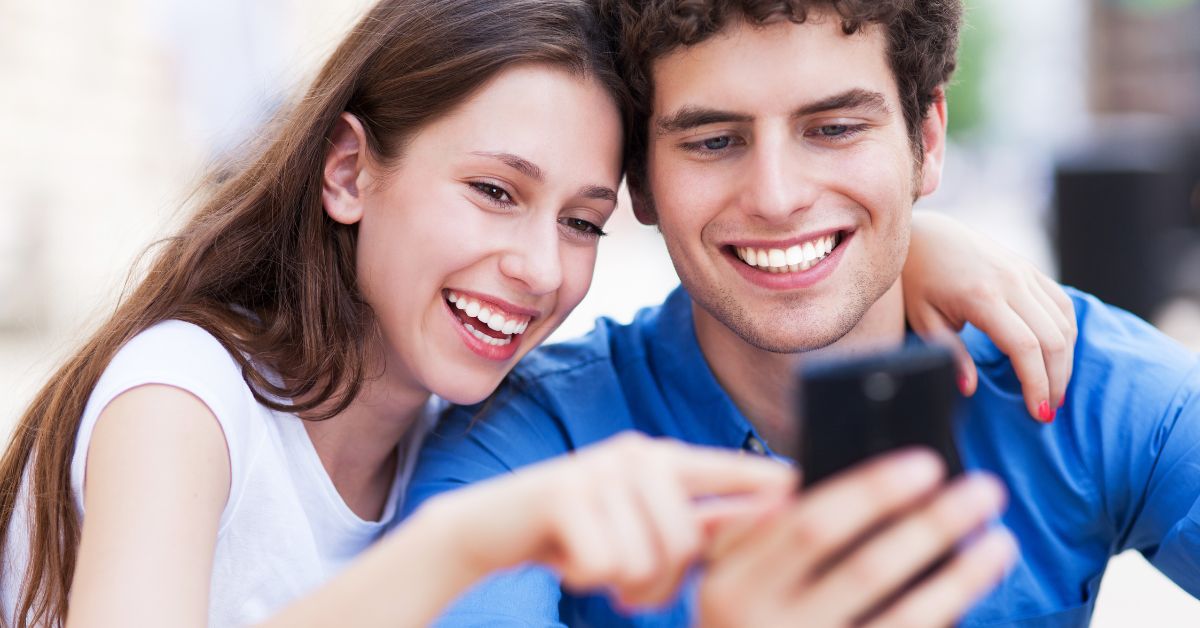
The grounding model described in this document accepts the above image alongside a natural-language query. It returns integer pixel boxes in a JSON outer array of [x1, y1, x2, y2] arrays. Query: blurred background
[[1, 0, 1198, 623]]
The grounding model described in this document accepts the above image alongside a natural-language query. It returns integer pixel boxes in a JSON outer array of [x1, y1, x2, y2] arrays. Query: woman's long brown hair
[[0, 1, 628, 625]]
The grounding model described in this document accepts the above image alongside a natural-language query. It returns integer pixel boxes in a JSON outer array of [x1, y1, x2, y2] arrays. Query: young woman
[[0, 0, 1072, 626]]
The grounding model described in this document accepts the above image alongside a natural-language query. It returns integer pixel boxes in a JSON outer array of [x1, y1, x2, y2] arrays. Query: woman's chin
[[428, 376, 504, 407]]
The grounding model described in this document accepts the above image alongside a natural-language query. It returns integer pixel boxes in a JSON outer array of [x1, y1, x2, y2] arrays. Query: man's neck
[[693, 281, 908, 455]]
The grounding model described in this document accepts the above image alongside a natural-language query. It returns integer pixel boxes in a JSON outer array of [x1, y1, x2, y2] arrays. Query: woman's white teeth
[[464, 323, 512, 346], [446, 291, 531, 336], [737, 234, 837, 273]]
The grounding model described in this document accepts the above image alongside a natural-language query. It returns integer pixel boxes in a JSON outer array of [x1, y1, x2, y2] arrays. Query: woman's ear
[[322, 113, 372, 225]]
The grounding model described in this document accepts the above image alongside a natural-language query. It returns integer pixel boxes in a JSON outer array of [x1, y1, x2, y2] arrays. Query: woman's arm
[[904, 210, 1078, 422], [67, 386, 790, 628], [259, 433, 796, 626], [67, 385, 230, 628]]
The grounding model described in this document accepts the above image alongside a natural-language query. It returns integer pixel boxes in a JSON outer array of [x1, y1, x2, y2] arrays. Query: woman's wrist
[[406, 495, 491, 587]]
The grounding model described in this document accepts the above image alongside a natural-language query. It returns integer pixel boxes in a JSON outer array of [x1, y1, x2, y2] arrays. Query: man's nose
[[498, 221, 563, 295], [742, 134, 818, 223]]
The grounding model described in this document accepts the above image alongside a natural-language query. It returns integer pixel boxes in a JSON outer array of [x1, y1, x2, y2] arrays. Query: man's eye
[[469, 182, 512, 204], [702, 136, 732, 150], [808, 124, 868, 142]]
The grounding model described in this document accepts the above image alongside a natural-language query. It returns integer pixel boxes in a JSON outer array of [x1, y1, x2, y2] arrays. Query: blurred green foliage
[[946, 0, 990, 138]]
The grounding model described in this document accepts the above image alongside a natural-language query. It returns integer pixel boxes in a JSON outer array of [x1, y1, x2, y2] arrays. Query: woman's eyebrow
[[579, 184, 618, 203], [470, 151, 544, 181], [472, 151, 615, 202]]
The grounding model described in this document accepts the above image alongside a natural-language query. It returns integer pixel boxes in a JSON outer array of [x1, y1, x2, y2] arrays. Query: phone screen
[[794, 343, 965, 487]]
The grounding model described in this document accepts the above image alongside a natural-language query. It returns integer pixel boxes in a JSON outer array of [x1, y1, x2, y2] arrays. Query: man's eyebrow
[[470, 151, 543, 181], [580, 184, 618, 203], [794, 89, 891, 117], [654, 89, 892, 137], [655, 108, 753, 136]]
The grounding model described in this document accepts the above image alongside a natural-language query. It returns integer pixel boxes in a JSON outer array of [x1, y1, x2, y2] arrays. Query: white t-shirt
[[2, 321, 439, 626]]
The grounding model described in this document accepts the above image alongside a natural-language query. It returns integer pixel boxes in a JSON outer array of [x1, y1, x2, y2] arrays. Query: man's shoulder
[[506, 300, 670, 389], [437, 300, 674, 441], [966, 287, 1200, 398], [960, 289, 1200, 623]]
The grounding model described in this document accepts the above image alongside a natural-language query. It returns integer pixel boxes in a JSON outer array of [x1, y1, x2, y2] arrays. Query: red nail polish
[[957, 374, 970, 395], [1037, 401, 1054, 423]]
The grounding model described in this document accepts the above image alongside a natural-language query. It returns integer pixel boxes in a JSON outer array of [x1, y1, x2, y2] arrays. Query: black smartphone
[[794, 343, 964, 487]]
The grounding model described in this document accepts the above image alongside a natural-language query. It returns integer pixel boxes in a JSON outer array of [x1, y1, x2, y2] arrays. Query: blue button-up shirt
[[404, 286, 1200, 627]]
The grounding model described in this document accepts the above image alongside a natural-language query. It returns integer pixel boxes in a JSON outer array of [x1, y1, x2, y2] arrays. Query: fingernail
[[957, 374, 970, 396], [1058, 398, 1065, 409], [892, 449, 943, 484], [1037, 401, 1055, 423], [961, 474, 1007, 515]]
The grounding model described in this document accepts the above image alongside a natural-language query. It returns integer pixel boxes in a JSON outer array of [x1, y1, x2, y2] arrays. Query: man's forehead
[[647, 15, 895, 120]]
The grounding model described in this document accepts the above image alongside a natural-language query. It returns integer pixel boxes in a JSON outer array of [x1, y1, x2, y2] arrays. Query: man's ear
[[917, 87, 949, 198], [629, 180, 658, 226], [322, 113, 372, 225]]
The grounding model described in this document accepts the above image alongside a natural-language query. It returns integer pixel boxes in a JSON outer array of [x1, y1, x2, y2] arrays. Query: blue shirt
[[404, 286, 1200, 627]]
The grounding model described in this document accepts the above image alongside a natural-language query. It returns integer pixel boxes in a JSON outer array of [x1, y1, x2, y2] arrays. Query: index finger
[[661, 442, 797, 497]]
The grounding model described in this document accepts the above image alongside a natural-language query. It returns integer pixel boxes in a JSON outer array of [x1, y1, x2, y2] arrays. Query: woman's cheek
[[559, 246, 599, 312]]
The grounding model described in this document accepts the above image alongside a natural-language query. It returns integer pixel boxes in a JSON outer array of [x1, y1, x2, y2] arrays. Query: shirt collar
[[644, 286, 764, 451]]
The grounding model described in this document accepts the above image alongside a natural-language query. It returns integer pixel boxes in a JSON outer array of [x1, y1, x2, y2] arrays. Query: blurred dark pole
[[1055, 0, 1200, 320]]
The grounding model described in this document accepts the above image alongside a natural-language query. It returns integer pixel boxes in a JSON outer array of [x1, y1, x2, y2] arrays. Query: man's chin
[[686, 273, 872, 356], [735, 320, 850, 355], [708, 301, 859, 355]]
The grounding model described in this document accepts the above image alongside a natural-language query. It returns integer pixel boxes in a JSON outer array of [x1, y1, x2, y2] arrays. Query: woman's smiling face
[[322, 64, 623, 405]]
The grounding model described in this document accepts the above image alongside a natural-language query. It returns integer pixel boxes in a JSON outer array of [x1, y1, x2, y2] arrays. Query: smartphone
[[794, 343, 964, 487]]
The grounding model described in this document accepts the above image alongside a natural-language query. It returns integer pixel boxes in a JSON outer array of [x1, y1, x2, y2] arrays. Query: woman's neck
[[301, 360, 431, 521]]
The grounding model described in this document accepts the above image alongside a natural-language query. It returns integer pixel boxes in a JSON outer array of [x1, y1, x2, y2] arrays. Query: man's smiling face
[[641, 13, 945, 354]]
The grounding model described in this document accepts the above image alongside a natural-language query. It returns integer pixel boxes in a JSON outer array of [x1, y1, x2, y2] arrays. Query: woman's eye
[[469, 182, 513, 204], [559, 217, 607, 239]]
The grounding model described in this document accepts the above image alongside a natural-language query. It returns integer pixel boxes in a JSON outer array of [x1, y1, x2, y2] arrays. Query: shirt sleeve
[[402, 384, 574, 627], [1115, 362, 1200, 594]]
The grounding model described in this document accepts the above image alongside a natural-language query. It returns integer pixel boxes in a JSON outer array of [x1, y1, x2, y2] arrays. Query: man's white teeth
[[446, 291, 530, 336], [737, 234, 837, 273]]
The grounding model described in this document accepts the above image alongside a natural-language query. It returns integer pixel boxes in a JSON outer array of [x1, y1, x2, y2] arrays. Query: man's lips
[[728, 229, 848, 273], [724, 229, 853, 290]]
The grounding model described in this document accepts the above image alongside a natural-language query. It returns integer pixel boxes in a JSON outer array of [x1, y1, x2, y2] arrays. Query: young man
[[406, 1, 1200, 625]]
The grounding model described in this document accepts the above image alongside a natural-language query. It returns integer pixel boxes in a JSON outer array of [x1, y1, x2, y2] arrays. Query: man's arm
[[1111, 362, 1200, 592]]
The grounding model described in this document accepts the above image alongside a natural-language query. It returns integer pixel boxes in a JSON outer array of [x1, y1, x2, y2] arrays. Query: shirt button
[[745, 435, 767, 456]]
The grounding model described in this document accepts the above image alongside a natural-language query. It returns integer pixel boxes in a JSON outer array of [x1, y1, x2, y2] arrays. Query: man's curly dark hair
[[597, 0, 963, 203]]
